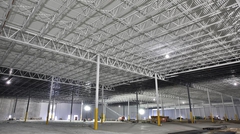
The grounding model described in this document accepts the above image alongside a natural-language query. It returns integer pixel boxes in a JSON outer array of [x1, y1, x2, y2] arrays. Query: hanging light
[[165, 54, 170, 59], [234, 82, 237, 86], [6, 80, 11, 85]]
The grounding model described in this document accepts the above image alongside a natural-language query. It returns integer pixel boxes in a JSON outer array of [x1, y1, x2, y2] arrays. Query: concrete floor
[[0, 120, 240, 134]]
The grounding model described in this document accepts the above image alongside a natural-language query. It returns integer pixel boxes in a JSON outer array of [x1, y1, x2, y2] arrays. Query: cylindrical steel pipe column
[[207, 89, 214, 123], [12, 96, 18, 119], [231, 96, 239, 121], [221, 94, 227, 121], [155, 73, 161, 126], [174, 104, 177, 119], [202, 102, 206, 120], [70, 90, 74, 122], [24, 94, 30, 122], [136, 92, 139, 123], [160, 92, 164, 116], [80, 100, 83, 121], [46, 76, 54, 125], [128, 98, 130, 121], [178, 97, 182, 121], [101, 86, 104, 123], [51, 96, 55, 120], [187, 84, 193, 123], [94, 54, 100, 130]]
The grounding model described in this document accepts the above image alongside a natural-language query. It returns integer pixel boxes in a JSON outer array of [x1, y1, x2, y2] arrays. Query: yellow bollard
[[225, 114, 228, 121], [24, 112, 28, 122], [211, 113, 214, 123], [235, 114, 239, 121], [101, 113, 103, 123], [190, 112, 193, 123], [94, 108, 98, 130], [157, 110, 161, 126]]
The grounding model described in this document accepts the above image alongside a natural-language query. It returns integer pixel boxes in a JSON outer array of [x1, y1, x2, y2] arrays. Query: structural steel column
[[178, 97, 182, 121], [80, 100, 83, 121], [207, 89, 214, 123], [51, 96, 55, 120], [187, 84, 193, 123], [101, 86, 104, 123], [185, 108, 187, 119], [231, 96, 239, 121], [12, 96, 18, 119], [202, 102, 206, 120], [70, 90, 74, 122], [94, 54, 100, 130], [128, 98, 130, 121], [174, 104, 177, 119], [136, 92, 139, 123], [155, 73, 161, 126], [160, 92, 164, 116], [46, 76, 54, 125], [24, 94, 30, 122], [147, 102, 149, 119], [221, 94, 227, 121]]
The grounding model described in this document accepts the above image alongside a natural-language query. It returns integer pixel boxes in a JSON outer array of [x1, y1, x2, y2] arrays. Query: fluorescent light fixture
[[234, 83, 237, 86], [84, 105, 91, 111], [165, 54, 170, 59], [6, 80, 11, 85], [139, 109, 145, 115]]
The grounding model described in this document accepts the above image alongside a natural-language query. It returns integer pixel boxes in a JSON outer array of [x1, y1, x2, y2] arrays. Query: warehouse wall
[[0, 97, 41, 121]]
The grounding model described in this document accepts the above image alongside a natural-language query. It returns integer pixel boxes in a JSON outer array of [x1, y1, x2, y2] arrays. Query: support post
[[101, 86, 104, 123], [136, 92, 139, 123], [94, 54, 100, 130], [128, 98, 130, 121], [187, 84, 193, 123], [51, 96, 55, 120], [147, 102, 149, 120], [231, 96, 239, 121], [70, 89, 74, 122], [24, 94, 30, 122], [178, 97, 182, 121], [207, 89, 214, 123], [202, 102, 206, 120], [80, 100, 83, 121], [174, 104, 177, 119], [46, 76, 54, 125], [221, 94, 227, 121], [155, 73, 161, 126], [12, 96, 18, 119], [160, 92, 164, 116]]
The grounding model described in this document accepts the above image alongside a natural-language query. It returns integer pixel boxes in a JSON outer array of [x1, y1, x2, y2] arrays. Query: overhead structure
[[0, 0, 240, 115]]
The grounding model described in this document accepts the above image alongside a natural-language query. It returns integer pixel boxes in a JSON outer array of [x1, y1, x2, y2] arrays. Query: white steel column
[[94, 54, 100, 130], [101, 86, 104, 123], [221, 94, 227, 121], [178, 97, 182, 121], [155, 73, 161, 126], [231, 96, 239, 120], [174, 104, 177, 119], [207, 89, 213, 122], [80, 100, 83, 121], [202, 102, 206, 120], [46, 76, 54, 125], [128, 98, 130, 120], [51, 97, 55, 120], [160, 92, 164, 116], [185, 108, 187, 119]]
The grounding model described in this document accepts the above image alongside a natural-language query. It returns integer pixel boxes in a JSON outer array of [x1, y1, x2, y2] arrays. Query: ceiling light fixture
[[165, 54, 170, 59], [234, 82, 237, 86], [6, 80, 11, 85]]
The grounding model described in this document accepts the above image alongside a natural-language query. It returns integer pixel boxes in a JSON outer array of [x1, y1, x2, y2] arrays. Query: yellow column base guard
[[225, 114, 228, 121], [157, 110, 161, 126], [128, 115, 130, 121], [190, 112, 193, 124], [101, 113, 103, 123], [24, 112, 28, 122], [211, 113, 214, 123], [103, 114, 105, 122], [235, 114, 239, 121], [94, 108, 98, 130], [46, 110, 50, 125]]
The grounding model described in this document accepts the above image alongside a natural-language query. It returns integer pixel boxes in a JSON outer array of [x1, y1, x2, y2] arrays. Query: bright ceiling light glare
[[6, 80, 11, 85], [165, 54, 170, 59], [84, 105, 91, 111], [153, 98, 155, 101], [182, 102, 185, 104], [118, 105, 121, 107], [234, 83, 237, 86], [139, 109, 145, 115]]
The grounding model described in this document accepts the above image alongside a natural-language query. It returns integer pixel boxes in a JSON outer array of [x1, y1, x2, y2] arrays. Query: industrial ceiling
[[0, 0, 240, 106]]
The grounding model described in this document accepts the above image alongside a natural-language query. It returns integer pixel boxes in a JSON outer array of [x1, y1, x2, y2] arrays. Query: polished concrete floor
[[0, 120, 240, 134]]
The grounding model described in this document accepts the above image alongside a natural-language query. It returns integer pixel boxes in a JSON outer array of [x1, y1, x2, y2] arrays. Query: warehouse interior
[[1, 0, 240, 133]]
